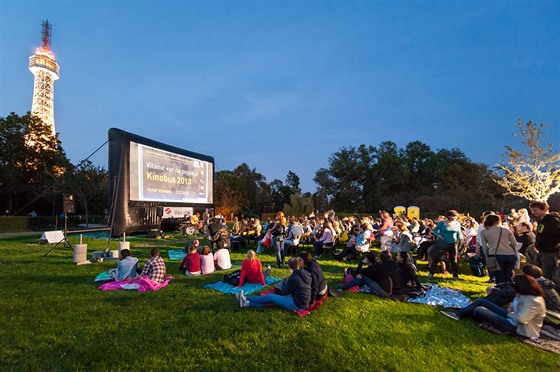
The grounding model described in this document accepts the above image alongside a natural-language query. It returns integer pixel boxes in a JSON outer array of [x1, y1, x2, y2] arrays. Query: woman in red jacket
[[239, 250, 271, 287]]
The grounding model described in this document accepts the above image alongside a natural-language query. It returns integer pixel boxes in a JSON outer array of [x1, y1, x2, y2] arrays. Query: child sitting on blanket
[[200, 246, 215, 274], [179, 245, 201, 276], [109, 249, 138, 281]]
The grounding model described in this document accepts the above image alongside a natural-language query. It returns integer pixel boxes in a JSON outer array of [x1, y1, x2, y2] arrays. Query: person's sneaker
[[440, 310, 460, 321], [453, 276, 459, 281], [427, 273, 434, 280], [236, 290, 247, 307], [267, 264, 272, 271], [343, 267, 349, 276], [241, 299, 250, 307], [235, 291, 243, 307]]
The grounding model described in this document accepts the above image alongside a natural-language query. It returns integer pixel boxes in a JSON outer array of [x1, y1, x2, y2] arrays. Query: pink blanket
[[99, 276, 173, 292]]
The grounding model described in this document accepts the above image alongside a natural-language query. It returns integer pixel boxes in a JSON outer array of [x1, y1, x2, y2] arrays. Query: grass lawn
[[1, 233, 558, 371]]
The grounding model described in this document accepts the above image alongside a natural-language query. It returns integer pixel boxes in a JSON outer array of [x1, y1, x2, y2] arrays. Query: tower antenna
[[41, 20, 52, 50]]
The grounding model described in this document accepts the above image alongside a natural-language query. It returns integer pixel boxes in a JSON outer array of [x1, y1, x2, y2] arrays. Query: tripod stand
[[44, 214, 73, 256]]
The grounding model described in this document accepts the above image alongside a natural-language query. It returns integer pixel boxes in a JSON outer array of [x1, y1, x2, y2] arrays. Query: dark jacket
[[535, 214, 560, 253], [537, 277, 560, 313], [357, 261, 392, 295], [516, 231, 536, 255], [281, 268, 312, 310], [304, 260, 327, 303], [398, 262, 420, 287], [381, 260, 401, 291]]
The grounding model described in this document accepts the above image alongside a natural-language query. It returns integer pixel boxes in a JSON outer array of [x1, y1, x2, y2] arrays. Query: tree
[[285, 171, 301, 194], [0, 112, 70, 215], [495, 120, 560, 202], [214, 170, 244, 217], [64, 160, 108, 224]]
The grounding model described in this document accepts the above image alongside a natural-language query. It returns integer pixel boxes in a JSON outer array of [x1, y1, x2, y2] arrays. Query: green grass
[[0, 233, 558, 371]]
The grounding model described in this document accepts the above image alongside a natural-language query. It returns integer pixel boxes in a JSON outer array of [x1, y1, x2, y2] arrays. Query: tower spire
[[41, 20, 52, 50], [29, 20, 60, 141]]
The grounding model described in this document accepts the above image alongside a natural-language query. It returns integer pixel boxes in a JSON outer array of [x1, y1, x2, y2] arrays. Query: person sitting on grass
[[136, 248, 167, 283], [238, 250, 271, 287], [179, 245, 201, 276], [213, 246, 232, 270], [236, 257, 312, 311], [200, 245, 215, 275], [379, 251, 401, 293], [298, 251, 328, 303], [109, 249, 138, 281], [397, 252, 420, 287], [441, 274, 546, 339], [522, 264, 560, 313], [336, 252, 392, 298]]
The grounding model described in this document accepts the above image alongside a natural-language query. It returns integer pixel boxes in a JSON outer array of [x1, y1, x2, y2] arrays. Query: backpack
[[223, 270, 241, 286]]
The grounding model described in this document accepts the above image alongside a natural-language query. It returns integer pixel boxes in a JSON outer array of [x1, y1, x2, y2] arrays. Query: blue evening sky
[[1, 0, 558, 193]]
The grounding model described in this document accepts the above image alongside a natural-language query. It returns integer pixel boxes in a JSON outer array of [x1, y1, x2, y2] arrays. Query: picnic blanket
[[205, 276, 280, 295], [479, 322, 560, 354], [94, 271, 112, 282], [99, 276, 173, 292], [407, 284, 471, 308], [258, 289, 329, 316], [168, 249, 187, 261]]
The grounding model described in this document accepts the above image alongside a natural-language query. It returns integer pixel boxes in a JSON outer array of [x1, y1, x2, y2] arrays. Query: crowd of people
[[108, 201, 559, 340]]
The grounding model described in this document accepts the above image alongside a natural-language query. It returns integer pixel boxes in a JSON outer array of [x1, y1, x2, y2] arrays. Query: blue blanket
[[168, 249, 186, 261], [205, 276, 281, 295]]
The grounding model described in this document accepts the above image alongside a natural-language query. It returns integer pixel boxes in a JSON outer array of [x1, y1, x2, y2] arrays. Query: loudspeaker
[[156, 206, 164, 217], [63, 194, 75, 214]]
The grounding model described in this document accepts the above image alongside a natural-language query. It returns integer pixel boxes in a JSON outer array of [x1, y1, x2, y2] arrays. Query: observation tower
[[29, 20, 60, 137]]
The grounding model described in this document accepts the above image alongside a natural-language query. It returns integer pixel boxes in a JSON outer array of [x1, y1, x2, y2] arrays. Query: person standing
[[479, 214, 518, 284], [271, 212, 287, 267], [428, 210, 463, 280], [529, 201, 560, 286]]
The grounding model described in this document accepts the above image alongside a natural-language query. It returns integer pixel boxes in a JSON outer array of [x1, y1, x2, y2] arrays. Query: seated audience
[[179, 245, 201, 276], [388, 221, 413, 254], [214, 247, 232, 270], [298, 251, 328, 304], [200, 245, 215, 274], [441, 274, 546, 339], [109, 249, 138, 281], [284, 217, 304, 251], [239, 250, 271, 287], [236, 257, 312, 311], [523, 264, 560, 313], [138, 248, 167, 283], [397, 252, 420, 287], [313, 220, 334, 258], [337, 252, 392, 298]]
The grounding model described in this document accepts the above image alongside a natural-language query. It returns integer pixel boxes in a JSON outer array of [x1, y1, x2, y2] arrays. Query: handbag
[[486, 228, 503, 273]]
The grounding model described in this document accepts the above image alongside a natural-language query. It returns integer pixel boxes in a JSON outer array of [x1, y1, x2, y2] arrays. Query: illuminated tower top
[[29, 20, 60, 139]]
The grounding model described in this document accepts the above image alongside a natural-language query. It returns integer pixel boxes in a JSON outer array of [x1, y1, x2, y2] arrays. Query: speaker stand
[[44, 214, 73, 256]]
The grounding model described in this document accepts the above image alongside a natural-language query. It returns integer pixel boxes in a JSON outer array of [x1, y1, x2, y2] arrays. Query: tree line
[[2, 112, 557, 219], [0, 113, 107, 221]]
